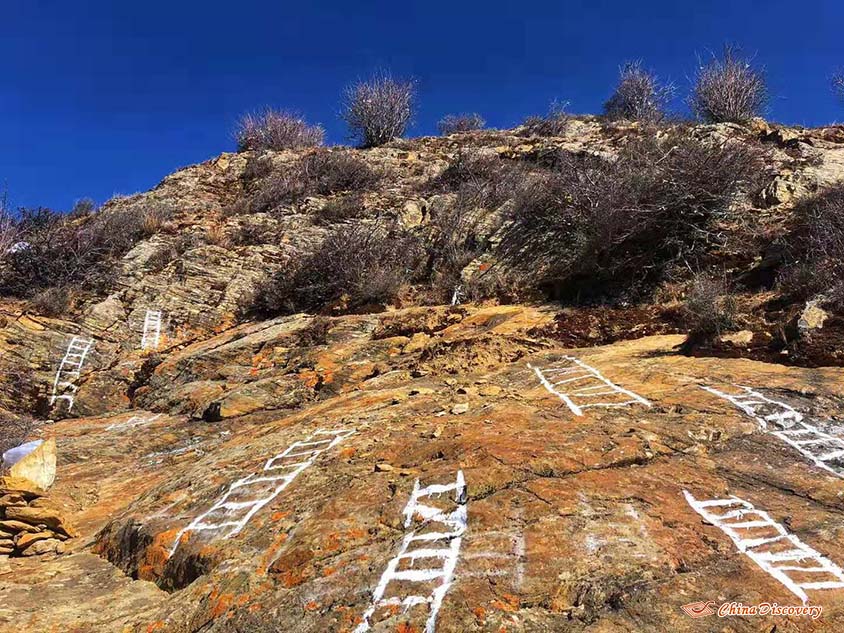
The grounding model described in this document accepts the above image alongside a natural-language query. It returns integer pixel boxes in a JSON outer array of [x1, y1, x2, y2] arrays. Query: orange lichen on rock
[[491, 594, 520, 612], [137, 528, 181, 581]]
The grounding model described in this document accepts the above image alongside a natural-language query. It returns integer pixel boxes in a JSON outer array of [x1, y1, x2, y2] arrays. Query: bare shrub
[[778, 184, 844, 308], [604, 61, 675, 123], [254, 223, 422, 315], [833, 71, 844, 104], [0, 193, 17, 264], [30, 286, 72, 317], [690, 46, 768, 123], [234, 109, 324, 151], [342, 73, 415, 148], [250, 151, 380, 213], [0, 414, 35, 461], [422, 203, 499, 303], [296, 316, 332, 347], [682, 273, 736, 338], [431, 150, 521, 210], [437, 113, 486, 135], [498, 131, 766, 299], [315, 194, 368, 225], [521, 101, 570, 137], [0, 201, 173, 300]]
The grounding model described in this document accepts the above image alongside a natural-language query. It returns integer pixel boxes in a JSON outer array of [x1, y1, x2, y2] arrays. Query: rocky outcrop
[[3, 122, 844, 631]]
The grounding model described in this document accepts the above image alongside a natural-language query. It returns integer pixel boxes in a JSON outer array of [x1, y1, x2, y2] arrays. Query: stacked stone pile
[[0, 438, 74, 557]]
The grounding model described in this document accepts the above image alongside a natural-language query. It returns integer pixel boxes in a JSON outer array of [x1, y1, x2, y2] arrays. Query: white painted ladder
[[169, 428, 355, 556], [141, 310, 163, 350], [701, 385, 844, 478], [355, 471, 467, 633], [529, 356, 651, 416], [684, 490, 844, 603], [49, 336, 94, 410]]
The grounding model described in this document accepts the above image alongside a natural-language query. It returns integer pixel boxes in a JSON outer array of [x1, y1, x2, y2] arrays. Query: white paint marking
[[684, 490, 844, 603], [355, 471, 467, 633], [106, 413, 162, 432], [529, 356, 651, 416], [141, 310, 163, 350], [169, 428, 354, 556], [701, 385, 844, 478], [50, 336, 94, 411]]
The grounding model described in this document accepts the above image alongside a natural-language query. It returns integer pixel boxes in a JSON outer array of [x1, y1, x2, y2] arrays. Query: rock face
[[0, 304, 843, 631], [3, 122, 844, 632]]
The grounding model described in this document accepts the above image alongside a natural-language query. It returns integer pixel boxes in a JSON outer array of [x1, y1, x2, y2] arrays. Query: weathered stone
[[0, 476, 45, 498], [451, 402, 469, 415], [19, 537, 61, 556], [0, 493, 27, 507], [4, 505, 75, 537], [15, 531, 55, 550], [9, 438, 56, 491], [0, 520, 38, 534], [798, 300, 829, 335]]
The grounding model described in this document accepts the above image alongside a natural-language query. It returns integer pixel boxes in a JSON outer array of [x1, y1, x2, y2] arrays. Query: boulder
[[8, 438, 56, 491], [798, 300, 829, 336]]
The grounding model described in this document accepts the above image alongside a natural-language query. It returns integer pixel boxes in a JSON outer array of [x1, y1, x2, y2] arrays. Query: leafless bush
[[342, 73, 415, 147], [682, 273, 736, 338], [30, 286, 72, 316], [0, 193, 17, 264], [498, 131, 766, 299], [778, 184, 844, 308], [296, 316, 332, 346], [234, 109, 324, 151], [833, 71, 844, 104], [690, 46, 768, 123], [250, 151, 380, 213], [422, 203, 498, 303], [437, 113, 486, 135], [0, 201, 173, 302], [521, 102, 570, 137], [0, 414, 35, 461], [431, 150, 521, 210], [604, 61, 675, 123], [315, 194, 368, 225], [254, 222, 422, 315]]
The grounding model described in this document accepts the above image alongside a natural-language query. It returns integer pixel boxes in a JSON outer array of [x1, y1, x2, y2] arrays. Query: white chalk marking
[[684, 490, 844, 603], [529, 356, 651, 416], [701, 385, 844, 478], [355, 471, 467, 633], [169, 428, 354, 556], [106, 413, 162, 432], [50, 336, 94, 410], [141, 310, 163, 350]]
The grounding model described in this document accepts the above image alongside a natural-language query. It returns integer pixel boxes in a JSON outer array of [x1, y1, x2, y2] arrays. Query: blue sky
[[2, 0, 842, 210]]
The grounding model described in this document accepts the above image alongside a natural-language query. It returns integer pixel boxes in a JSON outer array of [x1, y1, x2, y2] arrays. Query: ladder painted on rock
[[169, 428, 354, 556], [355, 471, 467, 633], [700, 385, 804, 430], [701, 385, 844, 478], [49, 336, 94, 410], [141, 310, 163, 350], [529, 356, 651, 416], [684, 490, 844, 603]]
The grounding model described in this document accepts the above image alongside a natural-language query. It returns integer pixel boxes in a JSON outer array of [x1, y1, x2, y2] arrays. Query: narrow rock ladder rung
[[169, 428, 354, 555], [355, 471, 467, 633], [684, 490, 844, 603], [529, 356, 651, 416]]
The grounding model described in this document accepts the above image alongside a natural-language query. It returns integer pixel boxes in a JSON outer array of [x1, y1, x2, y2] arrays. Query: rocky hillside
[[3, 119, 844, 632]]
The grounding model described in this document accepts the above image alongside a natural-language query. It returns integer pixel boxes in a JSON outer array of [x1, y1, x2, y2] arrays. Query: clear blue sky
[[2, 0, 842, 210]]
